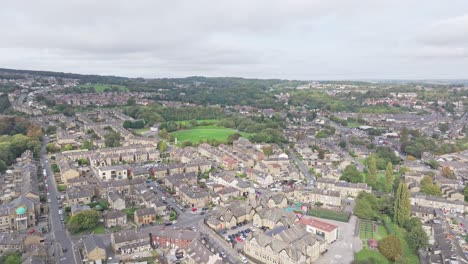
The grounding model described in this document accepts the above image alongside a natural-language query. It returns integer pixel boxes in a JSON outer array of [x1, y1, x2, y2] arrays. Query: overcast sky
[[1, 1, 467, 80]]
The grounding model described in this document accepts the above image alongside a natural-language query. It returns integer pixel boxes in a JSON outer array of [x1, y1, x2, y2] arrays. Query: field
[[92, 223, 105, 234], [307, 208, 350, 222], [355, 248, 391, 264], [356, 217, 419, 264], [78, 83, 128, 92], [134, 127, 151, 135], [170, 125, 250, 144]]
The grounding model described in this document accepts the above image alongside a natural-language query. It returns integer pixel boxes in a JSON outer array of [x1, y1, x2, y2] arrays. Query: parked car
[[231, 226, 238, 230]]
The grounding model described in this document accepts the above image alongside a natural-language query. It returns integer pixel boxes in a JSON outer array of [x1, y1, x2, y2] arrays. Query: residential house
[[134, 208, 157, 226], [103, 210, 127, 228], [253, 208, 297, 229], [83, 234, 107, 263], [108, 192, 126, 210], [97, 166, 128, 181]]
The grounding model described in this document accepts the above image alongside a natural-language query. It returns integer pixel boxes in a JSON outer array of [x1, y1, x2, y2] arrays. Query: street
[[289, 151, 316, 185], [41, 137, 82, 264]]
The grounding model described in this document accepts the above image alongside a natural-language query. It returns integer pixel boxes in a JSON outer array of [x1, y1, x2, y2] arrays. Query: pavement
[[41, 136, 82, 264], [315, 215, 362, 264]]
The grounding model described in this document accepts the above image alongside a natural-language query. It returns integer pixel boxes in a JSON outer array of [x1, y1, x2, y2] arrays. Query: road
[[41, 137, 81, 264], [198, 219, 241, 264], [289, 151, 316, 186]]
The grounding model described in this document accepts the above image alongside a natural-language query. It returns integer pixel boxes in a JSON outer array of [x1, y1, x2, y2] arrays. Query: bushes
[[378, 235, 402, 261]]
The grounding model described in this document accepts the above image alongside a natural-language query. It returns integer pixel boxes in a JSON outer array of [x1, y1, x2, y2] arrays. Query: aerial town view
[[0, 1, 467, 264]]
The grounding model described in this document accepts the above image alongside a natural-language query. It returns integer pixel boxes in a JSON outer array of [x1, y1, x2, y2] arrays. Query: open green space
[[92, 223, 105, 234], [356, 216, 419, 264], [355, 248, 391, 264], [57, 184, 67, 192], [347, 121, 361, 128], [78, 83, 129, 92], [170, 125, 250, 144], [134, 127, 151, 135]]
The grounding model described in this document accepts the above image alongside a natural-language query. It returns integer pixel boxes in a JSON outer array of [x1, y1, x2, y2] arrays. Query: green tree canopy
[[67, 210, 99, 234], [378, 235, 403, 261], [340, 164, 363, 183], [394, 182, 411, 226], [384, 162, 394, 192]]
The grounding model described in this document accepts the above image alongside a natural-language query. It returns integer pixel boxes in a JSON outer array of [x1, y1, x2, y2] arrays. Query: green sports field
[[170, 125, 250, 144]]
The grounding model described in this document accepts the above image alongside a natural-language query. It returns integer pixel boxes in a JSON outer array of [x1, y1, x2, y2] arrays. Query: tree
[[227, 133, 241, 145], [438, 123, 449, 133], [354, 192, 379, 220], [354, 198, 376, 220], [464, 185, 468, 202], [420, 175, 443, 196], [0, 251, 21, 264], [367, 155, 377, 187], [158, 140, 168, 153], [339, 140, 347, 149], [441, 166, 455, 179], [357, 110, 364, 124], [318, 150, 325, 160], [394, 182, 411, 226], [46, 143, 59, 153], [384, 162, 394, 192], [104, 132, 121, 147], [67, 210, 99, 234], [77, 158, 89, 166], [378, 235, 403, 261], [81, 140, 93, 150], [127, 97, 136, 106], [262, 145, 273, 157], [340, 165, 363, 183], [408, 225, 429, 250], [63, 144, 73, 151]]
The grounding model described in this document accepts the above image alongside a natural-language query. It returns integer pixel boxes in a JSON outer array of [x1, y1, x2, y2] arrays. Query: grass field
[[170, 125, 250, 144], [79, 83, 129, 92], [92, 223, 105, 234], [355, 248, 391, 264], [134, 127, 151, 135], [347, 121, 361, 128], [356, 217, 419, 264]]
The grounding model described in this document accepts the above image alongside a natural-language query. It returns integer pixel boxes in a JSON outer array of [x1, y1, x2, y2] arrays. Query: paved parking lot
[[315, 216, 362, 264]]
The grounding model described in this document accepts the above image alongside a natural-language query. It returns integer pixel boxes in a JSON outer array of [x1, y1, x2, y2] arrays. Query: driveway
[[315, 216, 362, 264]]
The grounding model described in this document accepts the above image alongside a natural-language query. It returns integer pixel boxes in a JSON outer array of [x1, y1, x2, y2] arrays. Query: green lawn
[[79, 83, 128, 92], [57, 184, 67, 192], [355, 248, 391, 264], [92, 223, 105, 234], [170, 125, 250, 144], [347, 121, 361, 128], [134, 127, 151, 135]]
